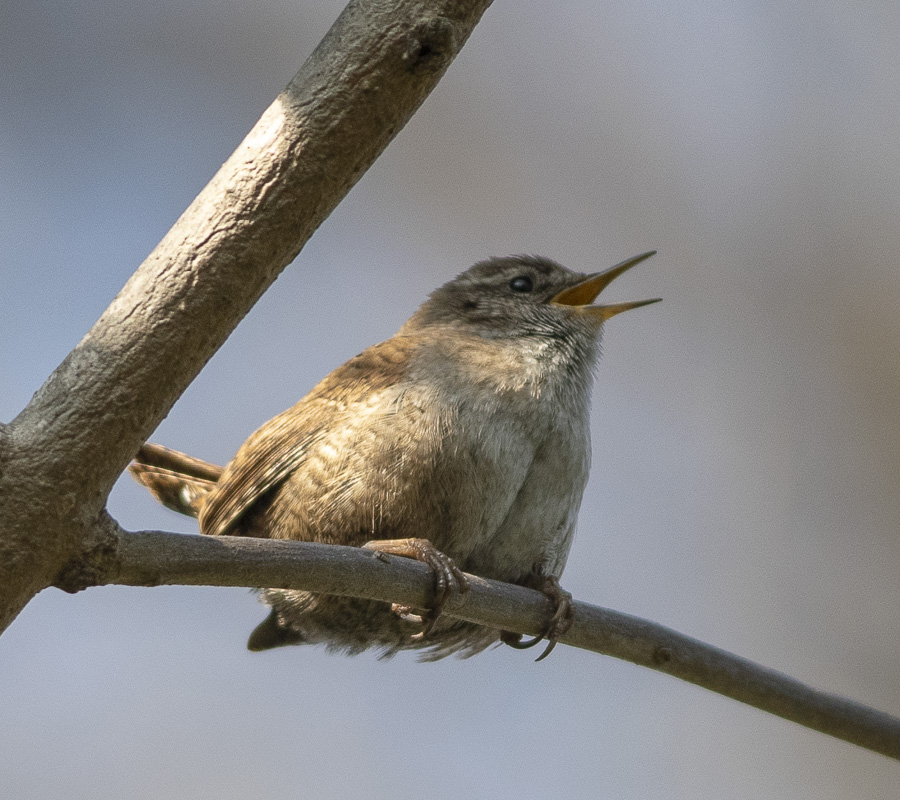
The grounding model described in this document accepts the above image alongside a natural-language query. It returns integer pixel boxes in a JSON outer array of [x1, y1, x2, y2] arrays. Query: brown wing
[[198, 336, 418, 537]]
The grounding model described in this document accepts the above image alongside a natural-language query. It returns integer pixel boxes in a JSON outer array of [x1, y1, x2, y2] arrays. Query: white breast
[[417, 332, 597, 581]]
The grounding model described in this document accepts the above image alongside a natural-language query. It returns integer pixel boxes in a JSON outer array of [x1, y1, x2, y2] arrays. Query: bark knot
[[52, 514, 121, 593], [403, 17, 457, 74]]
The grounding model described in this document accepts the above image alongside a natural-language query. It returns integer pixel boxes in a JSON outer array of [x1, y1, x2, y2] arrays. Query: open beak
[[551, 250, 661, 321]]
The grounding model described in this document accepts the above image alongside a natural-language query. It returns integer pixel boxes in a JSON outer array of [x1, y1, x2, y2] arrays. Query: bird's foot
[[362, 538, 469, 637], [500, 575, 574, 661]]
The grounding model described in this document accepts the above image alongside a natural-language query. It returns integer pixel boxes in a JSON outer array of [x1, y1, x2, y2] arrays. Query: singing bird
[[130, 252, 659, 660]]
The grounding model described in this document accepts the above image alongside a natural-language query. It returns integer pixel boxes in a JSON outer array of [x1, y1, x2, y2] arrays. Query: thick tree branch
[[78, 526, 900, 761], [0, 0, 492, 633]]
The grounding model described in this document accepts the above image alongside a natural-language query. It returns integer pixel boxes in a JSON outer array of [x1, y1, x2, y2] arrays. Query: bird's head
[[405, 251, 660, 342]]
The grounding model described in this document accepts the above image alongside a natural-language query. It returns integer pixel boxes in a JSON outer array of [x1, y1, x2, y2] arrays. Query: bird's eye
[[509, 275, 534, 293]]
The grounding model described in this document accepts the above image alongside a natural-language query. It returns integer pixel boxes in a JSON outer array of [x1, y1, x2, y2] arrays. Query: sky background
[[3, 0, 900, 797]]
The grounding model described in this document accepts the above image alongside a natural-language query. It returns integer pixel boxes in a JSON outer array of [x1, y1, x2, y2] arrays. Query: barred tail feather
[[128, 443, 223, 518]]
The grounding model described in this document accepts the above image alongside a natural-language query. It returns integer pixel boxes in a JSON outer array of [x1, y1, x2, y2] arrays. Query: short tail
[[128, 443, 224, 518]]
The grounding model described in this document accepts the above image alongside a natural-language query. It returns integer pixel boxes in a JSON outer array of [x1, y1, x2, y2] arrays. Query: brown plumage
[[130, 253, 658, 659]]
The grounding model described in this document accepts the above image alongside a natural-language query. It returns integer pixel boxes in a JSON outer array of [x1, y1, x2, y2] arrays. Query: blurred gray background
[[3, 1, 900, 797]]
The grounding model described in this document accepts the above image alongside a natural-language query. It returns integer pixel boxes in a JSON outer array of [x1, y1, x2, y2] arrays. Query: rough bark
[[0, 0, 493, 633]]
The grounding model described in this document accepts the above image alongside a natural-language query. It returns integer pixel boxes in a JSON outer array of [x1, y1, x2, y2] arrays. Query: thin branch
[[83, 526, 900, 761], [0, 0, 492, 632]]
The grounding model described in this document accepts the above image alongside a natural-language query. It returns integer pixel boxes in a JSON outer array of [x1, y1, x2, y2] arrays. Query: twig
[[83, 526, 900, 761]]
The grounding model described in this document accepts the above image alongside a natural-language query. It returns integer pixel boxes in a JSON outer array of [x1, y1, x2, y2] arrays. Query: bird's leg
[[500, 575, 574, 661], [361, 538, 469, 636]]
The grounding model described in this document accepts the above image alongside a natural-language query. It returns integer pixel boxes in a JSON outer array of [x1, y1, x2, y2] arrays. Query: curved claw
[[363, 538, 469, 638], [500, 575, 575, 661], [500, 630, 545, 650], [534, 639, 558, 662]]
